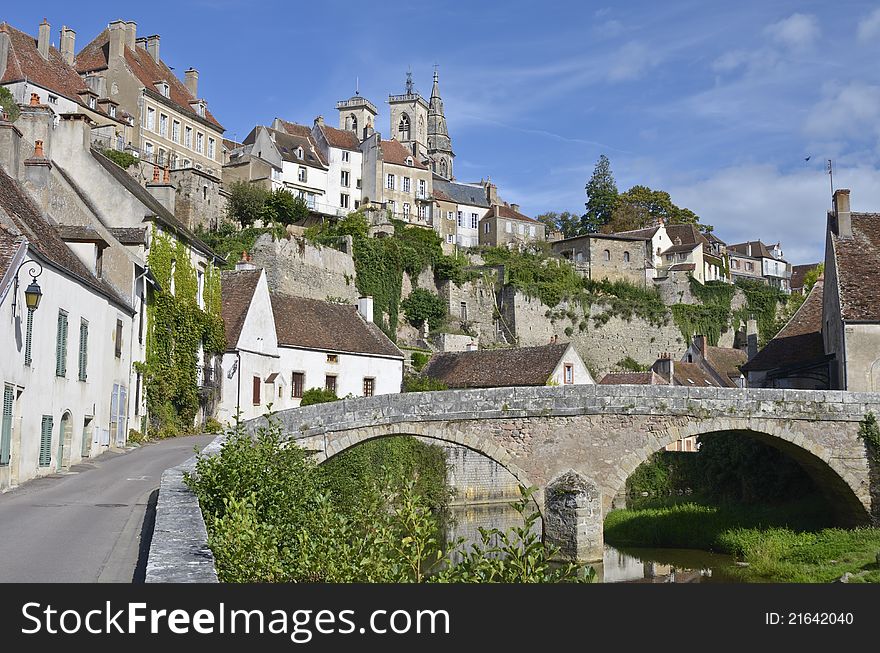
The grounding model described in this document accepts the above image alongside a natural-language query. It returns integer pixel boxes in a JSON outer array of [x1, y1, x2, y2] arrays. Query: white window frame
[[386, 174, 395, 190], [172, 120, 180, 143], [403, 177, 411, 193]]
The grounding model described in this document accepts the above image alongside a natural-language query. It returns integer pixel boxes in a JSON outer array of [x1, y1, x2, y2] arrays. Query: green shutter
[[24, 309, 33, 367], [39, 415, 53, 467], [56, 311, 68, 377], [1, 385, 13, 466], [78, 320, 89, 381]]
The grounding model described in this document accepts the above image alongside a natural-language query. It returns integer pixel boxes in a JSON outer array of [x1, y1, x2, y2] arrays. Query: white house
[[434, 179, 490, 248]]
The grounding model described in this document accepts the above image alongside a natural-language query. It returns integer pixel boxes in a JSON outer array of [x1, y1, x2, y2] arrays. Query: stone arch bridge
[[251, 385, 880, 562]]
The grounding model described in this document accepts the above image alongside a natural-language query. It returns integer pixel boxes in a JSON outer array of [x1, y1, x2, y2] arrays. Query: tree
[[225, 181, 270, 228], [0, 87, 20, 123], [802, 263, 824, 294], [582, 155, 618, 233], [267, 188, 309, 226], [601, 185, 713, 234], [401, 288, 447, 331], [535, 212, 582, 239]]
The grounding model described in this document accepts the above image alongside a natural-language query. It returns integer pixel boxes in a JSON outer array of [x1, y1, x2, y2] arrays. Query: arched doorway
[[57, 411, 73, 471]]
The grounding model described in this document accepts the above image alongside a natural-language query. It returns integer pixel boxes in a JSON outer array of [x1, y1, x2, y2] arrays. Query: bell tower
[[427, 68, 454, 179], [388, 70, 429, 158], [336, 87, 378, 142]]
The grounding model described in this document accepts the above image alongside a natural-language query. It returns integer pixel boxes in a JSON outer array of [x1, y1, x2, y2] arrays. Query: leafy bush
[[0, 87, 20, 122], [615, 356, 649, 372], [299, 387, 339, 406], [266, 188, 309, 226], [403, 375, 448, 392], [410, 351, 431, 371], [195, 222, 283, 270], [434, 252, 476, 285], [225, 181, 272, 228], [102, 148, 139, 170], [401, 288, 447, 331]]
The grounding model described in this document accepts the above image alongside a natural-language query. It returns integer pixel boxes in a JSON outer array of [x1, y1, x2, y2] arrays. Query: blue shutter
[[78, 320, 88, 381], [0, 385, 12, 466], [39, 415, 53, 467]]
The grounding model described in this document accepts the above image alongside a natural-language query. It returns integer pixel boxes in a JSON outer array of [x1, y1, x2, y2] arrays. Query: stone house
[[479, 204, 545, 247], [434, 178, 491, 249], [822, 189, 880, 391], [551, 233, 649, 287], [75, 20, 224, 175], [432, 186, 459, 252], [727, 240, 791, 292], [0, 137, 135, 491], [613, 222, 728, 283], [360, 134, 434, 226], [682, 335, 747, 388], [421, 342, 593, 388]]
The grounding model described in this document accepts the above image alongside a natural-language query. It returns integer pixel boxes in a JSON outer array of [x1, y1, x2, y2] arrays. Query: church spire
[[426, 67, 454, 179]]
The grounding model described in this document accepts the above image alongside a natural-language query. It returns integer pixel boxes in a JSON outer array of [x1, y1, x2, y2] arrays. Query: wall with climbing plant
[[140, 227, 225, 437]]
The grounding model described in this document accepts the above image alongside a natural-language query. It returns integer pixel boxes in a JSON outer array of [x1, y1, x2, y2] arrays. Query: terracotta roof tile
[[270, 294, 403, 358], [380, 139, 428, 169], [665, 223, 707, 247], [832, 213, 880, 321], [422, 344, 571, 388], [599, 371, 662, 385], [319, 124, 360, 151], [221, 269, 261, 351], [0, 22, 91, 106], [0, 222, 26, 281], [274, 119, 313, 139], [790, 263, 820, 291], [668, 263, 696, 271], [669, 361, 721, 387], [484, 204, 540, 224], [742, 279, 825, 372]]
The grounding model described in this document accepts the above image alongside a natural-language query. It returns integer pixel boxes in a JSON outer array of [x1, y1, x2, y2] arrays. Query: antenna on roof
[[826, 159, 834, 196], [405, 67, 414, 95]]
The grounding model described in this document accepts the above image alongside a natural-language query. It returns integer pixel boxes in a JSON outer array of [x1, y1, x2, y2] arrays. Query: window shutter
[[79, 321, 89, 381], [24, 309, 33, 366], [1, 385, 13, 466], [56, 312, 68, 377], [39, 415, 53, 467]]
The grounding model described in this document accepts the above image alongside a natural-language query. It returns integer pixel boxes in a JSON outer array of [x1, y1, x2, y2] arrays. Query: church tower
[[388, 70, 429, 159], [336, 89, 378, 142], [427, 68, 454, 179]]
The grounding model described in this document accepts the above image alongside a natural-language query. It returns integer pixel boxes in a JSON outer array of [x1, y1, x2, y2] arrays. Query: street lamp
[[12, 261, 43, 316]]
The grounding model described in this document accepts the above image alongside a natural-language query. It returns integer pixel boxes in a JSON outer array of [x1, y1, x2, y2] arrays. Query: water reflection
[[447, 502, 741, 583]]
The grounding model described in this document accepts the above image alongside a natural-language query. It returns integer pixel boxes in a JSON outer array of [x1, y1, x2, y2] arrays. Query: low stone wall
[[145, 435, 224, 583]]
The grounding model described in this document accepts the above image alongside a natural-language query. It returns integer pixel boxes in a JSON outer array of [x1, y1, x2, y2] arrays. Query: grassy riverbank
[[604, 499, 880, 582]]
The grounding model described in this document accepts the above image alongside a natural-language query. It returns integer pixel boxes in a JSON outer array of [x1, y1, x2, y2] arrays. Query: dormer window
[[405, 156, 413, 166], [109, 105, 117, 118], [295, 147, 304, 159], [89, 97, 96, 109], [155, 81, 170, 98]]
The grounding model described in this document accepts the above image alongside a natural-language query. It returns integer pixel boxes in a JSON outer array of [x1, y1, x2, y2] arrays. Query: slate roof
[[56, 224, 108, 245], [270, 294, 403, 358], [318, 124, 360, 151], [664, 361, 722, 387], [433, 179, 489, 207], [599, 371, 663, 385], [0, 222, 26, 281], [108, 226, 147, 245], [381, 139, 428, 169], [831, 213, 880, 321], [91, 148, 222, 263], [790, 263, 820, 291], [703, 346, 747, 383], [421, 343, 571, 388], [485, 204, 540, 224], [0, 166, 131, 311], [0, 22, 94, 109], [742, 279, 825, 372], [75, 27, 223, 130], [264, 127, 327, 168], [221, 269, 261, 351], [728, 240, 784, 261]]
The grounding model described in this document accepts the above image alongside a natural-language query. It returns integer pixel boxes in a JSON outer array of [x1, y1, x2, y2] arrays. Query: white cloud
[[764, 13, 820, 50], [857, 8, 880, 43], [607, 42, 654, 81], [804, 82, 880, 143]]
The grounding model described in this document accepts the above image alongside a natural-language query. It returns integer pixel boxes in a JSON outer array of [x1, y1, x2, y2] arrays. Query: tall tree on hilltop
[[582, 155, 619, 233], [535, 211, 582, 239], [601, 185, 714, 234]]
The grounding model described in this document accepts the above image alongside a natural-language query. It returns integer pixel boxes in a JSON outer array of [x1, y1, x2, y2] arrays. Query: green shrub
[[299, 388, 339, 406], [403, 375, 448, 392], [0, 87, 20, 122], [102, 149, 139, 170], [411, 351, 431, 371], [402, 288, 447, 331]]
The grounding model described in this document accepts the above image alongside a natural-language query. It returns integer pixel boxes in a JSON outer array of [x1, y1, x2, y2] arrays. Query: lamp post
[[11, 260, 43, 317]]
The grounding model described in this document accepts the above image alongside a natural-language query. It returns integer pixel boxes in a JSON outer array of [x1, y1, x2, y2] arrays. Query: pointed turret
[[427, 68, 454, 179]]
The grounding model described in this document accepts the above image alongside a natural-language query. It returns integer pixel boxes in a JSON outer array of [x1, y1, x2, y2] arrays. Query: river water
[[447, 502, 742, 583]]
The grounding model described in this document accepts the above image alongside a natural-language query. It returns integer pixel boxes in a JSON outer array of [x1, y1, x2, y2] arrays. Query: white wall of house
[[0, 252, 133, 491], [456, 203, 483, 248], [548, 344, 594, 386], [281, 160, 328, 212], [324, 147, 363, 216], [647, 227, 674, 274]]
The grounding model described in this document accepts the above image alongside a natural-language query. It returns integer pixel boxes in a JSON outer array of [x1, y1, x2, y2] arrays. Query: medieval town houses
[[1, 16, 877, 492]]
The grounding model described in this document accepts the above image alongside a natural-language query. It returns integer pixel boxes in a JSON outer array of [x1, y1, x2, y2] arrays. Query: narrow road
[[0, 434, 214, 583]]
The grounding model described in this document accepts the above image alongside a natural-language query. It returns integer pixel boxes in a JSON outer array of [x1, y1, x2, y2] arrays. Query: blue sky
[[6, 0, 880, 263]]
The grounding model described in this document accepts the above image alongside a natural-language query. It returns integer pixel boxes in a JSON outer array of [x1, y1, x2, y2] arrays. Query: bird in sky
[[804, 155, 811, 162]]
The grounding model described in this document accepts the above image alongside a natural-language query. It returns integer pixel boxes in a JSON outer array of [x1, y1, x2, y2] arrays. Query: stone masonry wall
[[442, 442, 522, 505]]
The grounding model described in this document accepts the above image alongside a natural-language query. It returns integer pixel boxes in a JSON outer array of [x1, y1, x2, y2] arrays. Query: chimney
[[146, 34, 160, 62], [833, 188, 852, 239], [59, 26, 75, 66], [510, 203, 520, 213], [694, 334, 707, 357], [0, 109, 22, 176], [235, 251, 256, 271], [0, 25, 9, 83], [109, 20, 126, 59], [652, 353, 675, 385], [494, 204, 501, 217], [30, 93, 40, 106], [314, 115, 324, 127], [23, 139, 53, 211], [358, 296, 374, 323], [746, 316, 759, 360], [184, 68, 199, 98], [146, 166, 176, 215], [135, 36, 148, 50], [124, 21, 137, 50], [37, 19, 50, 60]]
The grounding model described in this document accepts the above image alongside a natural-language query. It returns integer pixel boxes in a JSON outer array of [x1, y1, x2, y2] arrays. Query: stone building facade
[[552, 233, 648, 286]]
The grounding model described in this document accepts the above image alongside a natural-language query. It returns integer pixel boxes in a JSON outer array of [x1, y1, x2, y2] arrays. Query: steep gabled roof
[[703, 346, 747, 384], [665, 223, 708, 247], [727, 240, 785, 261], [75, 28, 223, 131], [270, 294, 403, 359], [422, 344, 571, 388], [221, 269, 261, 351], [266, 127, 327, 168], [433, 179, 489, 208], [790, 263, 821, 291], [380, 139, 428, 169], [831, 214, 880, 322], [318, 124, 360, 151], [0, 221, 26, 283], [0, 22, 91, 106], [484, 204, 540, 224]]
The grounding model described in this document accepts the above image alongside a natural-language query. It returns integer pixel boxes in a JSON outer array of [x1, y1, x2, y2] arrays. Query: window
[[356, 178, 361, 189], [386, 174, 395, 190], [746, 262, 754, 272], [405, 156, 413, 166], [78, 320, 89, 382], [327, 354, 339, 364], [252, 376, 261, 405], [184, 126, 192, 148], [398, 114, 410, 141], [325, 375, 337, 394], [0, 384, 13, 466], [446, 211, 454, 220], [601, 250, 610, 262], [298, 167, 307, 182], [354, 200, 360, 210], [146, 107, 155, 131], [402, 177, 411, 193], [24, 307, 34, 367], [56, 310, 69, 377], [623, 251, 630, 263], [505, 221, 512, 233], [291, 372, 305, 399], [484, 222, 490, 234], [518, 223, 525, 235], [208, 138, 216, 159], [732, 259, 739, 269], [144, 142, 154, 160], [340, 193, 349, 209], [197, 269, 205, 308], [157, 148, 166, 166], [460, 302, 468, 321], [39, 415, 53, 467], [418, 179, 426, 198], [403, 202, 410, 219], [48, 94, 58, 104], [196, 132, 204, 154], [89, 97, 97, 109], [115, 319, 123, 358], [172, 120, 180, 143], [109, 105, 116, 118], [446, 234, 454, 243], [564, 363, 574, 385], [470, 213, 478, 229], [342, 151, 350, 163], [363, 378, 375, 397], [666, 254, 675, 262], [529, 225, 535, 237], [159, 113, 168, 137], [389, 200, 396, 213], [271, 167, 282, 181], [295, 147, 303, 159], [341, 170, 350, 187], [418, 204, 427, 219]]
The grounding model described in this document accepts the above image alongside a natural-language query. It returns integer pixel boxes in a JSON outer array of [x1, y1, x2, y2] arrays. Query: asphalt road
[[0, 434, 214, 583]]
